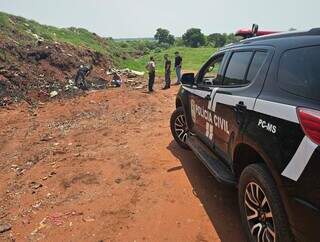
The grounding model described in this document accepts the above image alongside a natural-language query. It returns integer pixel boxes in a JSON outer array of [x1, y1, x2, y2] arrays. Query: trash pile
[[107, 68, 144, 79], [0, 39, 113, 107], [0, 35, 149, 107], [125, 79, 145, 89], [106, 68, 145, 89]]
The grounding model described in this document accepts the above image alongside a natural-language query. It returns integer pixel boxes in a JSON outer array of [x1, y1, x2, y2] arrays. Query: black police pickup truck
[[170, 29, 320, 242]]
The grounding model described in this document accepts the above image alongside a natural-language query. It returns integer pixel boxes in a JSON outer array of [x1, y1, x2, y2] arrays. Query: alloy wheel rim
[[174, 114, 188, 143], [244, 182, 276, 242]]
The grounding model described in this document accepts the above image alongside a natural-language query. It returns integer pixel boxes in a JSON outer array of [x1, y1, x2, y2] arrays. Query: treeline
[[112, 28, 239, 58], [154, 27, 238, 48]]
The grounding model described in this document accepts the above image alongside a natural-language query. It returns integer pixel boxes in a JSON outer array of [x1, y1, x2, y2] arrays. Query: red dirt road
[[0, 84, 246, 242]]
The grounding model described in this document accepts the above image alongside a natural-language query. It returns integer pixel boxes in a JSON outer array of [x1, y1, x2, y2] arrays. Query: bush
[[120, 42, 129, 48], [154, 47, 162, 53]]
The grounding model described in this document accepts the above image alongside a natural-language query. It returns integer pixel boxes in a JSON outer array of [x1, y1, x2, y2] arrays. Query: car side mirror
[[181, 73, 195, 86]]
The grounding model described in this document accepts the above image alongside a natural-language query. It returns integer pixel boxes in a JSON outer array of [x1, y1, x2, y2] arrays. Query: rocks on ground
[[0, 223, 11, 233]]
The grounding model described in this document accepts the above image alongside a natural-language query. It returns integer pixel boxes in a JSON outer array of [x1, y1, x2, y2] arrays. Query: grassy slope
[[120, 46, 217, 76], [0, 11, 125, 64]]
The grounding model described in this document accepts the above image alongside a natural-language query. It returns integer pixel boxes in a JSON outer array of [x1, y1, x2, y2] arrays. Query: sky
[[0, 0, 319, 38]]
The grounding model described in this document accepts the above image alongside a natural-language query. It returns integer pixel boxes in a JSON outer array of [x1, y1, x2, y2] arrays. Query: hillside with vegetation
[[0, 11, 240, 106], [0, 11, 128, 64], [0, 11, 131, 106]]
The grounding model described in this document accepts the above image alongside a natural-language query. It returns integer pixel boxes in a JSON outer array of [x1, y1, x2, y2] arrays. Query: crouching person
[[75, 64, 93, 90], [111, 72, 122, 87]]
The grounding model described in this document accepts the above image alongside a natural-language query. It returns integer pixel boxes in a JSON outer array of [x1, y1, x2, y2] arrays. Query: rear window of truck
[[278, 46, 320, 101]]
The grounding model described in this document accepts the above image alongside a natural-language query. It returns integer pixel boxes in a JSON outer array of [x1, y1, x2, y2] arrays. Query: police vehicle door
[[187, 53, 227, 147], [211, 49, 270, 164]]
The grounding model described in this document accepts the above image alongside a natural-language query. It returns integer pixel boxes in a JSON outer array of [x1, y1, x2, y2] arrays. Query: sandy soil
[[0, 83, 246, 242]]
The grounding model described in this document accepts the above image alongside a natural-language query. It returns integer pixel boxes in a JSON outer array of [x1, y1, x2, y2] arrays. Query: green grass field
[[119, 46, 217, 76]]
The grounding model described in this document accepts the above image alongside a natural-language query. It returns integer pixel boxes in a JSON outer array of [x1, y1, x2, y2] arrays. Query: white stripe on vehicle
[[184, 85, 299, 124], [209, 123, 213, 140], [208, 87, 219, 110], [183, 86, 210, 98], [205, 122, 214, 140], [206, 122, 209, 137], [281, 136, 317, 181], [211, 93, 256, 112], [254, 99, 299, 123]]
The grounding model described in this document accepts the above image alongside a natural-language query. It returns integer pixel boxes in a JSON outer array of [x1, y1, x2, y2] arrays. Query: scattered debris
[[107, 68, 144, 78], [47, 213, 65, 226], [30, 218, 47, 236], [48, 171, 57, 177], [40, 134, 53, 142], [134, 84, 145, 90], [82, 217, 95, 222], [29, 181, 43, 192], [50, 90, 58, 98], [32, 201, 42, 209], [0, 223, 11, 233]]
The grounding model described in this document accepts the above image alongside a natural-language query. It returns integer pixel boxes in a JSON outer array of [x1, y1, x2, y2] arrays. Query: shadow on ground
[[167, 140, 247, 242]]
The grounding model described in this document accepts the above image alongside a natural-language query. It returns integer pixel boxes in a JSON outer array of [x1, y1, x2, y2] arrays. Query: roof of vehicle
[[220, 28, 320, 51]]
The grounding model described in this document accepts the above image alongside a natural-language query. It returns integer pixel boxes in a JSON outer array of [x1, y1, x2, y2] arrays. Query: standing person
[[174, 51, 182, 85], [146, 57, 156, 92], [163, 54, 171, 89]]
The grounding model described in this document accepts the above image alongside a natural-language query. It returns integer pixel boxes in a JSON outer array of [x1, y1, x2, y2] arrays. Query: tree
[[182, 28, 206, 48], [225, 33, 238, 45], [167, 34, 175, 45], [154, 28, 175, 45], [207, 33, 226, 47]]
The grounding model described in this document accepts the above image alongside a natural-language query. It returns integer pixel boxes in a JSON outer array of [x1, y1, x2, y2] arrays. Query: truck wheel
[[170, 107, 189, 150], [238, 164, 293, 242]]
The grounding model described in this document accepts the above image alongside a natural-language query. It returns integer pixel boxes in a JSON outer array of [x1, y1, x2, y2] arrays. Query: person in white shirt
[[146, 57, 156, 92]]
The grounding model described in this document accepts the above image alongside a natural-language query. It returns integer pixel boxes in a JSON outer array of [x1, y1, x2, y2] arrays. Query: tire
[[170, 107, 190, 150], [238, 164, 293, 242]]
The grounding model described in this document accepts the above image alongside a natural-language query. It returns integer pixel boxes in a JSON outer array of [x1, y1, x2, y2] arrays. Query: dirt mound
[[0, 38, 114, 107]]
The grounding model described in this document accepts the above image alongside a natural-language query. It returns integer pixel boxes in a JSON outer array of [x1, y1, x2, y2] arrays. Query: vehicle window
[[279, 46, 320, 101], [201, 55, 224, 86], [246, 51, 267, 82], [223, 51, 252, 86]]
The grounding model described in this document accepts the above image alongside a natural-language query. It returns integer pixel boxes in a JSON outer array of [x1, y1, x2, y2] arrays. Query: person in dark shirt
[[75, 64, 92, 90], [174, 52, 182, 85], [163, 54, 171, 89]]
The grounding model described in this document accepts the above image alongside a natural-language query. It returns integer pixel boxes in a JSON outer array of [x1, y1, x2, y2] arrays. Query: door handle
[[235, 101, 247, 125], [235, 101, 247, 111]]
